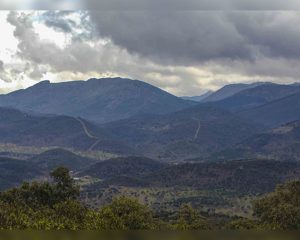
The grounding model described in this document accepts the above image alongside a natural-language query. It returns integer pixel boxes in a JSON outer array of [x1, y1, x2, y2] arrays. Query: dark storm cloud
[[228, 12, 300, 60], [89, 11, 300, 65], [6, 11, 141, 73], [2, 0, 300, 10], [84, 0, 300, 10], [90, 11, 253, 65], [42, 11, 76, 33], [5, 9, 300, 95]]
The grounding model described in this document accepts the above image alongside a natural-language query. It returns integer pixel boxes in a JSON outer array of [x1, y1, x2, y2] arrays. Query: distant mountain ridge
[[181, 91, 213, 102], [211, 83, 300, 112], [0, 78, 194, 123], [201, 82, 267, 102], [3, 78, 300, 162], [0, 106, 260, 161]]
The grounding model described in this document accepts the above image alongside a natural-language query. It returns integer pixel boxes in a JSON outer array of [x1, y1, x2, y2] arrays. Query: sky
[[1, 3, 300, 96]]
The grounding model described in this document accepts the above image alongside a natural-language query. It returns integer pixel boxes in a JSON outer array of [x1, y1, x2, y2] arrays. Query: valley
[[1, 78, 300, 228]]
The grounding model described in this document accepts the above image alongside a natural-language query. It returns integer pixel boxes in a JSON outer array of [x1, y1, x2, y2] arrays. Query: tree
[[93, 197, 155, 230], [0, 167, 79, 209], [50, 167, 79, 202], [253, 180, 300, 230], [0, 167, 84, 229], [174, 204, 210, 230], [226, 218, 259, 230]]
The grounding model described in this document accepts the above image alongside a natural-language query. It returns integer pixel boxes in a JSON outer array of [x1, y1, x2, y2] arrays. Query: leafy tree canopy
[[253, 180, 300, 230]]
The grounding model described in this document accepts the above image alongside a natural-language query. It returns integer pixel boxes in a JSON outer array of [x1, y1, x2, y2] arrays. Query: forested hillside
[[0, 167, 298, 230]]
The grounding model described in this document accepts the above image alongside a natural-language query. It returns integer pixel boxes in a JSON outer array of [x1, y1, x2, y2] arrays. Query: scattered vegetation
[[0, 167, 298, 230]]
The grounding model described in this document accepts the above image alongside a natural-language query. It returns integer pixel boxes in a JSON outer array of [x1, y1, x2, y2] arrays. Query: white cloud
[[1, 10, 300, 97]]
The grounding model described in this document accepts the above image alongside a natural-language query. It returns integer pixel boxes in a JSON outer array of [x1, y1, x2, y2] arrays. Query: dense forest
[[0, 167, 298, 230]]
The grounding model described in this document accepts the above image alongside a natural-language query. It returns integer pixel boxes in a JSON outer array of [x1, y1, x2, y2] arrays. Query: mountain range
[[181, 90, 213, 102], [100, 105, 260, 161], [2, 78, 300, 162], [0, 104, 260, 161], [2, 76, 300, 218], [0, 78, 194, 123], [200, 82, 267, 102], [212, 83, 300, 113]]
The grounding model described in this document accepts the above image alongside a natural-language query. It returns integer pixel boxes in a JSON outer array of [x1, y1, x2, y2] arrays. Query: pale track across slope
[[76, 117, 100, 151]]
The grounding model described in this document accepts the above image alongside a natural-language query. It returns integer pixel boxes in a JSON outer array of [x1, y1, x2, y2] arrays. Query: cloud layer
[[1, 10, 300, 96], [2, 0, 300, 10]]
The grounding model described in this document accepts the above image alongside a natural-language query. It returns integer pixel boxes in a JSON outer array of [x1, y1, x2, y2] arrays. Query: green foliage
[[0, 167, 79, 209], [95, 197, 155, 230], [50, 167, 80, 202], [173, 204, 211, 230], [253, 180, 300, 230], [0, 168, 158, 230], [0, 167, 84, 229], [226, 218, 259, 230], [0, 166, 298, 230]]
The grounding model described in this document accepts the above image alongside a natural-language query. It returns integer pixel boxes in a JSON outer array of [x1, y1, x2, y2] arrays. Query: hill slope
[[79, 156, 168, 179], [239, 92, 300, 128], [0, 106, 261, 161], [212, 120, 300, 162], [0, 78, 194, 123], [29, 148, 97, 172], [212, 83, 300, 112], [85, 159, 300, 195], [145, 160, 300, 194], [202, 82, 266, 102], [101, 105, 261, 161], [0, 157, 42, 190], [0, 107, 133, 155]]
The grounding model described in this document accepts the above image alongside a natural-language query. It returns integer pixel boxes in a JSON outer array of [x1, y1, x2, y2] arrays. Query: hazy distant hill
[[201, 82, 266, 102], [212, 83, 300, 112], [0, 78, 194, 123], [239, 92, 300, 128], [101, 105, 261, 161], [144, 160, 300, 194], [30, 148, 97, 172], [0, 107, 95, 149], [0, 157, 42, 190], [181, 91, 213, 102], [79, 156, 168, 179], [213, 120, 300, 162], [0, 106, 261, 161], [0, 107, 133, 155], [86, 159, 300, 194]]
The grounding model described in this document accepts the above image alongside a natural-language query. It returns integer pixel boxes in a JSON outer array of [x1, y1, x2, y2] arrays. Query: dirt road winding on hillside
[[76, 118, 100, 151], [193, 118, 201, 140]]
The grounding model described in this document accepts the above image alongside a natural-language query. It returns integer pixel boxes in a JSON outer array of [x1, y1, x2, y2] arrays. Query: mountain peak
[[34, 80, 51, 86], [0, 77, 193, 123]]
